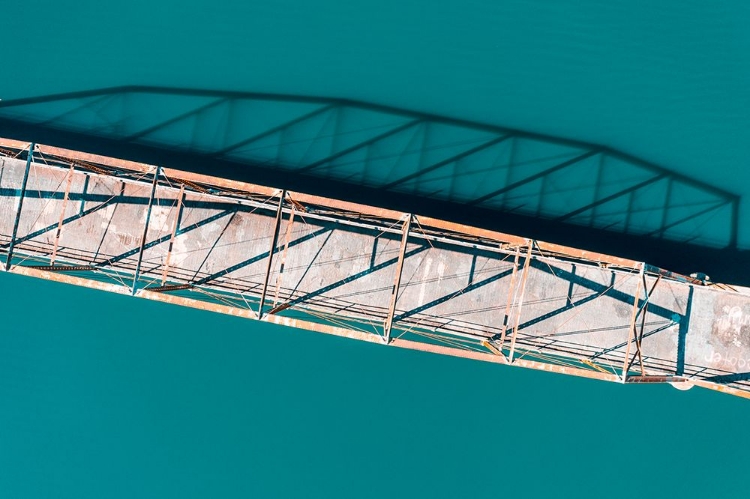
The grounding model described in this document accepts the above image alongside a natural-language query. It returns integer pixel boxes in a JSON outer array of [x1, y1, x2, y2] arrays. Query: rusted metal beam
[[148, 283, 193, 293], [691, 379, 750, 400], [273, 203, 296, 308], [11, 265, 130, 294], [10, 139, 276, 199], [498, 245, 521, 352], [26, 265, 95, 272], [132, 166, 161, 295], [632, 274, 663, 376], [622, 263, 645, 381], [644, 263, 703, 286], [258, 190, 286, 320], [634, 279, 649, 377], [161, 184, 185, 285], [625, 375, 687, 384], [50, 164, 75, 266], [416, 216, 527, 249], [4, 142, 34, 271], [508, 240, 534, 363], [383, 214, 411, 342], [293, 192, 402, 221]]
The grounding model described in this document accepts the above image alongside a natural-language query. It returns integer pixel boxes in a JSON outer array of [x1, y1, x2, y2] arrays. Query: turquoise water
[[5, 1, 750, 198], [2, 1, 750, 497], [3, 271, 749, 498]]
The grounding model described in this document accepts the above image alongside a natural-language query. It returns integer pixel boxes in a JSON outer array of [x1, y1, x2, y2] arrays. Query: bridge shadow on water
[[0, 86, 746, 285]]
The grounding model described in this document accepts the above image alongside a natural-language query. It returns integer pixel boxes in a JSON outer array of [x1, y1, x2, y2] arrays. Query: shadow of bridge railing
[[0, 86, 745, 283]]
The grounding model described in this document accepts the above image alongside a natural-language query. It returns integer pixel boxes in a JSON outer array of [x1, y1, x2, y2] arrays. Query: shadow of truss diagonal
[[0, 86, 739, 249]]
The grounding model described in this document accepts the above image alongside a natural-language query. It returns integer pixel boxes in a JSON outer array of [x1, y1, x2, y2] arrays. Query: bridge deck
[[1, 140, 749, 398]]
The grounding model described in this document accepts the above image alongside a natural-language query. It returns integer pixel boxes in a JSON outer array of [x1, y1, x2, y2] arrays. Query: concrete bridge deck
[[1, 139, 749, 398]]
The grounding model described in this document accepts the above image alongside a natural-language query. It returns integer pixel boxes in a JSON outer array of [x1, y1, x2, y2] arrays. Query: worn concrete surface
[[1, 156, 749, 390]]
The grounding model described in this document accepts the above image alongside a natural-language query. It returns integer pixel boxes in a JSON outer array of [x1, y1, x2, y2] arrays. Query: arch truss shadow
[[0, 86, 739, 249]]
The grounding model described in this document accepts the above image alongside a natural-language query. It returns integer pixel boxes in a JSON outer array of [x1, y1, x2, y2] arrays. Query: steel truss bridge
[[1, 139, 749, 398]]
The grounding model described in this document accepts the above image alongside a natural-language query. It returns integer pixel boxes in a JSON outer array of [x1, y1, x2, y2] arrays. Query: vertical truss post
[[498, 245, 521, 351], [5, 142, 35, 271], [132, 166, 161, 295], [627, 273, 662, 377], [50, 164, 75, 266], [161, 183, 185, 285], [508, 240, 534, 363], [634, 276, 649, 376], [258, 190, 286, 320], [622, 262, 645, 382], [383, 214, 412, 343], [273, 203, 297, 308]]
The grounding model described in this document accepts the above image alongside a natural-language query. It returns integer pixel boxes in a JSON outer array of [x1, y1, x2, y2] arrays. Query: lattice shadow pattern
[[0, 86, 739, 248]]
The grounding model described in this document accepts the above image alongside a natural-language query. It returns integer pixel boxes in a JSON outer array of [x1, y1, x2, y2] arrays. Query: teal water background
[[2, 1, 750, 497]]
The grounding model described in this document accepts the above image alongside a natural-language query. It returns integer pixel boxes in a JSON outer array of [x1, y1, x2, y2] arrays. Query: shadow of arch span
[[0, 86, 745, 284]]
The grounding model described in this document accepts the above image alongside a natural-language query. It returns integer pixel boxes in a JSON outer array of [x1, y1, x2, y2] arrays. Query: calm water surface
[[1, 1, 749, 497]]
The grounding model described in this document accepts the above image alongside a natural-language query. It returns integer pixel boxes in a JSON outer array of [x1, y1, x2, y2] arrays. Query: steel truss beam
[[258, 190, 286, 320], [132, 166, 161, 295], [1, 139, 749, 399], [4, 142, 34, 271], [161, 184, 185, 285], [383, 214, 411, 342]]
